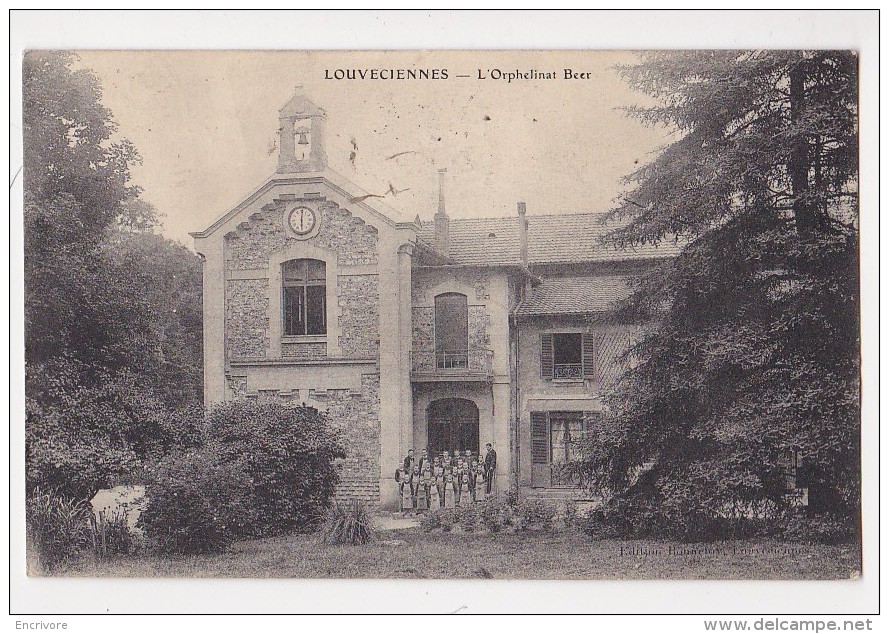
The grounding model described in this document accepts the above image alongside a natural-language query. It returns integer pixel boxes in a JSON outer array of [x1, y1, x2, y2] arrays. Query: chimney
[[517, 202, 528, 265], [434, 168, 449, 255]]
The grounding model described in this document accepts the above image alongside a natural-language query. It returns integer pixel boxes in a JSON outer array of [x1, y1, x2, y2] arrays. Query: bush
[[25, 360, 167, 502], [205, 400, 346, 537], [478, 495, 512, 533], [781, 510, 857, 545], [458, 503, 480, 532], [320, 500, 374, 545], [26, 488, 93, 572], [138, 450, 253, 555], [516, 499, 557, 532], [420, 510, 443, 532]]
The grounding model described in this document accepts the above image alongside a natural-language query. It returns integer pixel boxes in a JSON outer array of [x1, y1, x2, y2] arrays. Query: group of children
[[395, 448, 491, 512]]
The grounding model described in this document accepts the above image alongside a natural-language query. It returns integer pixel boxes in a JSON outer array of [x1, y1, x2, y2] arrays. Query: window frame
[[282, 258, 327, 337], [433, 292, 469, 370], [540, 331, 596, 381]]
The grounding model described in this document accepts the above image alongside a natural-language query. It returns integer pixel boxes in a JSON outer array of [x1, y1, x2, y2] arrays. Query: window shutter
[[540, 333, 554, 379], [530, 412, 549, 465], [582, 333, 597, 378]]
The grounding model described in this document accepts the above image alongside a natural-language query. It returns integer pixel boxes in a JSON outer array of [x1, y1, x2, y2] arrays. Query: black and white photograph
[[9, 10, 879, 620]]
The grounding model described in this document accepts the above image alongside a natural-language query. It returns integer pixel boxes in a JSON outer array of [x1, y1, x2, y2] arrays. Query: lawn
[[62, 527, 860, 580]]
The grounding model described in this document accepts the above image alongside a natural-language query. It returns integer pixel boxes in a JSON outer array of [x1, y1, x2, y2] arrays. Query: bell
[[296, 131, 310, 145]]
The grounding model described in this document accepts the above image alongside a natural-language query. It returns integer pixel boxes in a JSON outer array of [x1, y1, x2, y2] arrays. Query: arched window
[[434, 292, 468, 369], [283, 259, 326, 336]]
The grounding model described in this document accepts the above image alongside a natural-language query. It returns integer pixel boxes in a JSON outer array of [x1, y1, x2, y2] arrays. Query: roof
[[514, 275, 636, 317], [416, 212, 682, 266]]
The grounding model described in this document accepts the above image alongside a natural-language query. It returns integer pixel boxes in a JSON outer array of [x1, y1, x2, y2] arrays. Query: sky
[[75, 50, 672, 247]]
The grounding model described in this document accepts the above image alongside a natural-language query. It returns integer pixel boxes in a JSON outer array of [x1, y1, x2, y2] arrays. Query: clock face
[[288, 206, 317, 235]]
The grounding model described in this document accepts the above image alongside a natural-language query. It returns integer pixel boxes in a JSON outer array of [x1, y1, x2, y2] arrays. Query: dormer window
[[283, 258, 326, 336]]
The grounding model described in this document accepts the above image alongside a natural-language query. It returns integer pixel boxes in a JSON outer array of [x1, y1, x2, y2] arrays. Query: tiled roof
[[416, 212, 682, 266], [515, 275, 636, 316]]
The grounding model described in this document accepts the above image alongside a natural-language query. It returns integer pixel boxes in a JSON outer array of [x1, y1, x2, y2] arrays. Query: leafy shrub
[[458, 503, 480, 532], [516, 499, 557, 532], [781, 510, 857, 545], [320, 500, 374, 545], [138, 450, 252, 555], [26, 488, 93, 572], [439, 509, 457, 533], [478, 496, 512, 533], [205, 400, 346, 537], [420, 510, 443, 532]]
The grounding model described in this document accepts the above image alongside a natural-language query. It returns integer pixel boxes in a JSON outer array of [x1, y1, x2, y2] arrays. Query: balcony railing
[[553, 363, 583, 380], [410, 348, 494, 381]]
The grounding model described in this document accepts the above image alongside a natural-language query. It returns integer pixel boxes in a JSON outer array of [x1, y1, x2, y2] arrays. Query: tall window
[[531, 411, 598, 487], [434, 292, 468, 369], [283, 259, 326, 336]]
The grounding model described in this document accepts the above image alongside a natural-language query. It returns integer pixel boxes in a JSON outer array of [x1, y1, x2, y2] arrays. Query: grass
[[59, 527, 860, 580]]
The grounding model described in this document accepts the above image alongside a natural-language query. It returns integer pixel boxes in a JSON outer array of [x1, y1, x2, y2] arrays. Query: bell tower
[[277, 86, 327, 173]]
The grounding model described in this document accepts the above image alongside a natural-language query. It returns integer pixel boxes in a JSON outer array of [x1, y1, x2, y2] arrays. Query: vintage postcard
[[12, 11, 878, 618]]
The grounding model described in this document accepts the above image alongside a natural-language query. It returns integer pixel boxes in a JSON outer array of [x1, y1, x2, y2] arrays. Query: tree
[[23, 52, 203, 500], [577, 51, 859, 539]]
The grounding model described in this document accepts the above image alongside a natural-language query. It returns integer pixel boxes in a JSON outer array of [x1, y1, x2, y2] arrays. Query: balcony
[[553, 363, 583, 380], [410, 348, 494, 382]]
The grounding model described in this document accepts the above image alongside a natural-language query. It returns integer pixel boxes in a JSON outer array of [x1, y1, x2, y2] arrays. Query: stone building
[[192, 88, 678, 509]]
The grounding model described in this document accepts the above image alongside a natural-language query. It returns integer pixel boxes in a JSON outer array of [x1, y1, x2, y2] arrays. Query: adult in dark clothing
[[417, 448, 430, 474], [484, 443, 497, 494], [403, 449, 415, 473]]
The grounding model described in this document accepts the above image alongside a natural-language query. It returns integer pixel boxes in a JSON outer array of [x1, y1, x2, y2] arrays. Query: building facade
[[192, 89, 678, 509]]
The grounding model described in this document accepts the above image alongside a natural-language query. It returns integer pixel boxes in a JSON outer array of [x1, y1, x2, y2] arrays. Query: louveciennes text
[[324, 68, 448, 80]]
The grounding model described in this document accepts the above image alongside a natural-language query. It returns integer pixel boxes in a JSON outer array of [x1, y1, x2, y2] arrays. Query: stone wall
[[411, 307, 435, 353], [410, 269, 491, 355], [281, 342, 328, 360], [337, 274, 379, 358], [222, 197, 380, 362], [226, 279, 269, 359], [309, 373, 381, 505], [468, 305, 491, 350], [224, 199, 378, 271]]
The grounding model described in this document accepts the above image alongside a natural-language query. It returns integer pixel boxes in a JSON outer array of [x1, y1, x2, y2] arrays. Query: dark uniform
[[484, 446, 497, 494]]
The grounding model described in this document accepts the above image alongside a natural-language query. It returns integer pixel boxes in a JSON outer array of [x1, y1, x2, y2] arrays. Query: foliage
[[421, 495, 560, 535], [138, 451, 253, 556], [320, 500, 374, 545], [780, 509, 858, 545], [25, 358, 202, 501], [23, 52, 204, 500], [419, 510, 443, 532], [90, 508, 140, 558], [515, 499, 558, 532], [576, 51, 859, 538], [26, 488, 94, 571], [204, 400, 346, 537]]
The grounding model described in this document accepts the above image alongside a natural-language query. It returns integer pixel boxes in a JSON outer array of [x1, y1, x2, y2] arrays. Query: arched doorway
[[426, 398, 479, 456]]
